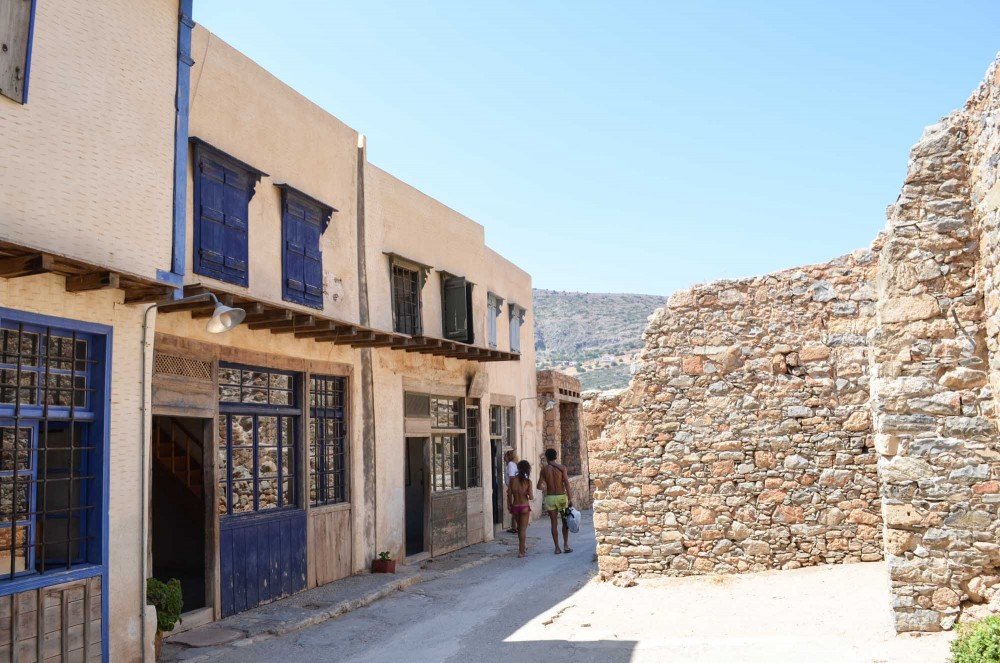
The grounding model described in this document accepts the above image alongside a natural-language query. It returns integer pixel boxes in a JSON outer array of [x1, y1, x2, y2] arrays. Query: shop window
[[309, 375, 347, 506], [0, 313, 109, 584]]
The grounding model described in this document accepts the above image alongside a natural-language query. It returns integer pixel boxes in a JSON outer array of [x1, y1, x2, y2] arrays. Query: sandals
[[506, 528, 518, 534], [564, 547, 573, 553]]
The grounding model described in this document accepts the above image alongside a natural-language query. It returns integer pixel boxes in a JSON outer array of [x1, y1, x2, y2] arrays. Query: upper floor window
[[486, 293, 504, 349], [0, 0, 37, 104], [278, 185, 334, 310], [193, 140, 264, 287], [441, 272, 474, 344], [387, 255, 428, 335], [508, 304, 525, 353]]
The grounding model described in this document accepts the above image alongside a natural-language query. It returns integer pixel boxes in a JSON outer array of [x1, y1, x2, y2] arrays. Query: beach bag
[[565, 506, 581, 534]]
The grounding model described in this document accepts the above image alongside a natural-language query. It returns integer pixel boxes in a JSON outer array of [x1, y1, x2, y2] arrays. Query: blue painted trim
[[169, 0, 196, 289], [0, 307, 112, 336], [155, 269, 183, 287], [99, 323, 112, 663], [0, 564, 102, 597], [20, 0, 38, 104]]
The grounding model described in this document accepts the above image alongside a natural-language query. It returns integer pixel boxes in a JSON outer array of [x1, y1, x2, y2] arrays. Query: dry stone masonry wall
[[589, 56, 1000, 633], [590, 251, 884, 578]]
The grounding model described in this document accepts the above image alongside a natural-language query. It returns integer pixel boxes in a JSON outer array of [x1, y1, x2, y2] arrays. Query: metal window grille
[[0, 323, 102, 582], [217, 364, 299, 516], [465, 404, 480, 488], [391, 264, 421, 335], [430, 397, 462, 429], [431, 434, 465, 492], [309, 375, 347, 506]]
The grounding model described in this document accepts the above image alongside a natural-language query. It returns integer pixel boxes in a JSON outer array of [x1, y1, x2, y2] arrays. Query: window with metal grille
[[217, 364, 298, 515], [489, 405, 515, 450], [431, 435, 464, 491], [391, 263, 421, 335], [431, 397, 462, 429], [309, 375, 347, 506], [0, 314, 108, 583], [465, 403, 480, 488]]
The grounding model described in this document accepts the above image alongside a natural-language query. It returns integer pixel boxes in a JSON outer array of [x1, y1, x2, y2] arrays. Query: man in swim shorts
[[537, 448, 573, 554]]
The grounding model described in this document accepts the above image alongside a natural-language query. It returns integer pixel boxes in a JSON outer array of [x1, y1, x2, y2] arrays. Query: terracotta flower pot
[[371, 559, 396, 574]]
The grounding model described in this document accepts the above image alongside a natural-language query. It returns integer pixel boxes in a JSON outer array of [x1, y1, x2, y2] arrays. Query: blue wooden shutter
[[282, 196, 324, 308], [197, 159, 227, 270], [194, 147, 256, 287], [221, 165, 249, 284]]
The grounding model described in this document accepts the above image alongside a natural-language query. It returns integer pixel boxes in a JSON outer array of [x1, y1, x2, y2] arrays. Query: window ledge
[[0, 564, 102, 597]]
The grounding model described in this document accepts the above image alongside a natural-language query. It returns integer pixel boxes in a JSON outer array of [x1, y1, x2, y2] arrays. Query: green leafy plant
[[146, 578, 183, 633], [378, 551, 392, 561], [952, 615, 1000, 663]]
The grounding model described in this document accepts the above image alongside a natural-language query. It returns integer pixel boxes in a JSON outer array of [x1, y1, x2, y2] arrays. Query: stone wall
[[538, 370, 592, 510], [588, 55, 1000, 633], [869, 57, 1000, 632], [591, 249, 884, 578]]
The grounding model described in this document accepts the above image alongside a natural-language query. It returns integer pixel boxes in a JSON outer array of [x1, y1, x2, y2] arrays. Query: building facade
[[1, 5, 540, 660]]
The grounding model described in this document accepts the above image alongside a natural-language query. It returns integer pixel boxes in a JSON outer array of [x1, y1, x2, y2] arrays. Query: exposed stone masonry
[[589, 56, 1000, 632]]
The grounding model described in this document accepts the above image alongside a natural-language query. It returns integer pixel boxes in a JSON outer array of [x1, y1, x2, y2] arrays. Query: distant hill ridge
[[532, 288, 670, 390]]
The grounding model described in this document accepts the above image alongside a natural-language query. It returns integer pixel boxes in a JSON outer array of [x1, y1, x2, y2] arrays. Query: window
[[309, 375, 347, 506], [426, 395, 466, 492], [391, 263, 422, 335], [431, 397, 462, 429], [193, 142, 264, 287], [489, 405, 515, 452], [0, 314, 109, 583], [280, 185, 334, 309], [486, 293, 503, 349], [508, 304, 525, 353], [217, 365, 298, 515], [441, 274, 474, 344], [465, 402, 480, 488], [0, 0, 36, 104]]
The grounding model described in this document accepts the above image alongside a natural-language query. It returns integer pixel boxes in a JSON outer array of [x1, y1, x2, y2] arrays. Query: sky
[[194, 1, 1000, 296]]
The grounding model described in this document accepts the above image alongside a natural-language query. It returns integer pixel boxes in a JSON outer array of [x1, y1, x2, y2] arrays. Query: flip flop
[[564, 547, 573, 553], [555, 549, 562, 554]]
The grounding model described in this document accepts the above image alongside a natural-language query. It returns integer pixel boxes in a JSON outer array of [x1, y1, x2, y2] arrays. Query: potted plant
[[146, 578, 183, 658], [371, 551, 396, 574]]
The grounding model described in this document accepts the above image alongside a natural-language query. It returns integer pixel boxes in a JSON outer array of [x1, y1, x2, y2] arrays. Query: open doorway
[[405, 437, 428, 556], [151, 416, 209, 614], [491, 439, 504, 528]]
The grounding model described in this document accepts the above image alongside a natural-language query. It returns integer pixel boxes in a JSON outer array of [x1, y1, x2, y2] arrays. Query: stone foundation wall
[[591, 250, 884, 578]]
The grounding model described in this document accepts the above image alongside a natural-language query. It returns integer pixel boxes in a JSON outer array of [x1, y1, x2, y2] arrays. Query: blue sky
[[194, 1, 1000, 295]]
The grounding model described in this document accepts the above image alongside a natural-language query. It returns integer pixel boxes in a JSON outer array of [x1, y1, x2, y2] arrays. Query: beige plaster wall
[[0, 0, 177, 280], [186, 27, 361, 322], [0, 274, 149, 662]]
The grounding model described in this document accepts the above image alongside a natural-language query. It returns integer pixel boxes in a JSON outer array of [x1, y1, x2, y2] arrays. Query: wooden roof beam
[[0, 253, 54, 279], [65, 271, 119, 293]]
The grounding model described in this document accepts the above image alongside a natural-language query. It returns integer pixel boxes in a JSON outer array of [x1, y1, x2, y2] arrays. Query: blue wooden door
[[217, 366, 307, 617]]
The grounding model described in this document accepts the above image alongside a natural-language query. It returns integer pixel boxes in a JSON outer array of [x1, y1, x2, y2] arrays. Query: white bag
[[565, 506, 581, 534]]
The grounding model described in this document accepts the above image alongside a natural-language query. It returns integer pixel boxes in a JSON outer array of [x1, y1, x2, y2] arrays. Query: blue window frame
[[0, 309, 110, 591], [308, 375, 347, 505], [217, 364, 300, 516], [278, 184, 335, 309], [0, 0, 37, 104], [192, 140, 265, 287]]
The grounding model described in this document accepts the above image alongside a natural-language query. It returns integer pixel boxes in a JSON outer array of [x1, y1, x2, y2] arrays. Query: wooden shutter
[[195, 151, 252, 286], [442, 276, 468, 341], [281, 189, 327, 308], [0, 0, 33, 104]]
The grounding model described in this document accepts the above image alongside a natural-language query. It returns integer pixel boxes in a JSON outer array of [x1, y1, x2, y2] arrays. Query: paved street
[[192, 512, 952, 663]]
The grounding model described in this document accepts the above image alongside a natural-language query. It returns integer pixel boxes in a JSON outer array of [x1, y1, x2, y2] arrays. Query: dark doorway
[[151, 415, 208, 613], [405, 437, 428, 556], [491, 440, 504, 526]]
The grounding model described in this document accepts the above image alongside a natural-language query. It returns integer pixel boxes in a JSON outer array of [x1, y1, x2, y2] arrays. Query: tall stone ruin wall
[[590, 56, 1000, 633], [590, 250, 885, 578]]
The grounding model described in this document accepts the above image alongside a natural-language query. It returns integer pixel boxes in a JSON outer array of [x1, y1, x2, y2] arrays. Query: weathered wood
[[246, 311, 294, 329], [0, 253, 53, 279], [0, 0, 32, 103], [430, 491, 468, 556], [309, 507, 352, 587], [295, 324, 355, 339], [64, 272, 120, 293], [267, 315, 316, 334]]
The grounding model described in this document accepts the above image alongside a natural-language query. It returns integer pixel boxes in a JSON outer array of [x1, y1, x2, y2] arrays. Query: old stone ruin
[[587, 56, 1000, 633]]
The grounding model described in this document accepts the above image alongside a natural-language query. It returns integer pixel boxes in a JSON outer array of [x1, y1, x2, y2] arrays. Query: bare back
[[539, 462, 567, 495], [509, 476, 532, 506]]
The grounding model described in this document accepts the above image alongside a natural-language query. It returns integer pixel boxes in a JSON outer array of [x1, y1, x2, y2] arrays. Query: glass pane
[[231, 480, 254, 513], [281, 479, 294, 506], [0, 369, 37, 405], [258, 446, 278, 478], [270, 373, 290, 390], [0, 479, 30, 524], [231, 416, 254, 446], [218, 367, 241, 386], [258, 416, 278, 446], [280, 446, 293, 475], [1, 330, 38, 366], [244, 387, 268, 404], [270, 388, 290, 406], [0, 427, 31, 472], [217, 445, 228, 478], [231, 448, 253, 480], [219, 385, 240, 402], [217, 482, 229, 515], [0, 526, 29, 573], [258, 480, 278, 510]]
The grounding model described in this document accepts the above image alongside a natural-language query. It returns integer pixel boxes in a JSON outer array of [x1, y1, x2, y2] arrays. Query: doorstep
[[159, 531, 525, 661]]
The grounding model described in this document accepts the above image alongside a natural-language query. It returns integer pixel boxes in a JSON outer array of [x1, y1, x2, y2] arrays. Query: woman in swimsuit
[[507, 460, 534, 558]]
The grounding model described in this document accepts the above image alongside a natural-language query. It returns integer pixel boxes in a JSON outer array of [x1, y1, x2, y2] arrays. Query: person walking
[[507, 460, 534, 558], [503, 450, 519, 534], [537, 448, 573, 554]]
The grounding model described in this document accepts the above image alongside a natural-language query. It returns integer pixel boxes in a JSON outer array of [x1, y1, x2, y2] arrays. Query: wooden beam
[[248, 311, 301, 330], [0, 253, 54, 278], [244, 309, 292, 326], [296, 324, 356, 339], [123, 287, 172, 304], [188, 293, 234, 317], [268, 315, 317, 334], [315, 331, 373, 344], [65, 271, 120, 293]]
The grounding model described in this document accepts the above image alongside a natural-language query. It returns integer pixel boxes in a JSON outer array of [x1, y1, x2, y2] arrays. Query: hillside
[[533, 289, 670, 390]]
